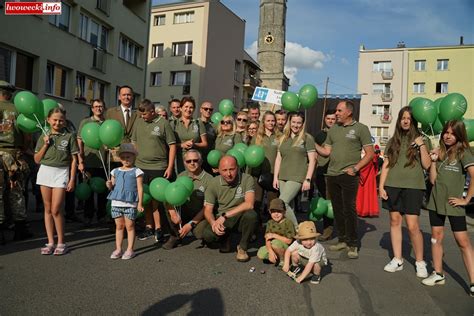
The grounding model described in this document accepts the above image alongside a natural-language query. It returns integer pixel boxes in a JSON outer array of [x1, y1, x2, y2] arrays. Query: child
[[106, 143, 144, 260], [422, 120, 474, 297], [34, 108, 78, 255], [282, 221, 328, 284], [257, 198, 295, 264]]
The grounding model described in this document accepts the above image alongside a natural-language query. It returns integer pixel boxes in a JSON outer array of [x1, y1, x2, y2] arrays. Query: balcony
[[381, 91, 393, 102], [380, 113, 392, 124], [184, 55, 192, 65], [381, 69, 393, 80], [92, 47, 106, 72], [243, 75, 259, 89]]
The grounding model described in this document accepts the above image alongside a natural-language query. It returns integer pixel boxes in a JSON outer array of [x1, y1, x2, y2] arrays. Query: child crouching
[[282, 221, 328, 284]]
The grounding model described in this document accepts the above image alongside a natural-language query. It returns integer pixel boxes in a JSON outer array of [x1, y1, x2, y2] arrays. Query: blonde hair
[[217, 115, 236, 137], [255, 111, 281, 145], [279, 112, 307, 147]]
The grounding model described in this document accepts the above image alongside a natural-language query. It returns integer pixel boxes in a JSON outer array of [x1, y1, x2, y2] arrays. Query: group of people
[[0, 81, 472, 294]]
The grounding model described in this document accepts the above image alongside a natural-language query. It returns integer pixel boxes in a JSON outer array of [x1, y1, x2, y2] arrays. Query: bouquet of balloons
[[308, 197, 334, 221], [281, 84, 318, 112], [13, 91, 59, 134]]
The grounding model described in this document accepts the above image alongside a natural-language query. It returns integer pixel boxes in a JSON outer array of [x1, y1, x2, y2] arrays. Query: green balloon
[[244, 145, 265, 168], [89, 177, 107, 194], [227, 149, 246, 168], [176, 176, 194, 194], [211, 112, 224, 125], [422, 118, 443, 136], [463, 119, 474, 142], [16, 114, 40, 133], [143, 192, 152, 206], [233, 143, 248, 154], [308, 211, 322, 221], [409, 97, 424, 108], [165, 182, 189, 206], [281, 91, 300, 112], [433, 97, 443, 113], [75, 182, 92, 201], [218, 99, 234, 116], [298, 84, 318, 109], [207, 149, 222, 168], [99, 119, 124, 148], [439, 93, 467, 123], [325, 201, 334, 219], [136, 209, 145, 219], [42, 99, 58, 120], [149, 177, 170, 202], [143, 183, 150, 194], [411, 98, 437, 125], [81, 122, 102, 150], [13, 91, 40, 116], [310, 197, 327, 216]]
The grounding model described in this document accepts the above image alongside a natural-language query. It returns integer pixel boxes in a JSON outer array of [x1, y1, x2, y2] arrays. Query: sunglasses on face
[[220, 120, 232, 125], [202, 107, 213, 112], [237, 118, 248, 122], [185, 159, 199, 164]]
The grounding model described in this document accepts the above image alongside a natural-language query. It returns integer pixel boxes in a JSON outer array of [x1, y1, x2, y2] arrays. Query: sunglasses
[[202, 107, 213, 112], [237, 118, 248, 122], [185, 159, 199, 164], [220, 120, 233, 125]]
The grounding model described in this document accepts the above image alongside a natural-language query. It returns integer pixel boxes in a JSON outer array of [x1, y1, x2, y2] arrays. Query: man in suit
[[105, 85, 137, 142]]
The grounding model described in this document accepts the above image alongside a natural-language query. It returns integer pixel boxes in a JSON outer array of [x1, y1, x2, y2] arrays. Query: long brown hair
[[279, 111, 306, 147], [386, 106, 420, 168], [255, 111, 281, 145], [439, 120, 469, 162]]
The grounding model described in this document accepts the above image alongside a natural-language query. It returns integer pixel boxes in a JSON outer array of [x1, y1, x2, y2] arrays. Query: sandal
[[41, 243, 55, 255], [54, 244, 68, 256]]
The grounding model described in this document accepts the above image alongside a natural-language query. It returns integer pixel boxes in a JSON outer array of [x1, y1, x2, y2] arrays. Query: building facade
[[358, 41, 473, 146], [147, 0, 259, 111], [0, 0, 150, 126]]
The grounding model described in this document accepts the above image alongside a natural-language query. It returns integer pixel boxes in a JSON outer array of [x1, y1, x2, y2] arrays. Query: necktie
[[125, 109, 130, 127]]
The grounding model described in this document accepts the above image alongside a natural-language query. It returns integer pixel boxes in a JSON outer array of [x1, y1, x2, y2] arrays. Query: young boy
[[282, 221, 328, 284], [257, 199, 295, 264]]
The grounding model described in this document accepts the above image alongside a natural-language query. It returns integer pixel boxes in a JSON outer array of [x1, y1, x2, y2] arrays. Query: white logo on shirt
[[224, 138, 233, 146], [57, 140, 68, 151], [193, 124, 199, 133], [346, 129, 356, 139], [235, 186, 244, 199], [152, 126, 161, 136]]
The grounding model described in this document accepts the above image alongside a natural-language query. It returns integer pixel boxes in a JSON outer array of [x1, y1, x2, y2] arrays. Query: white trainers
[[421, 271, 445, 286], [384, 257, 404, 272], [415, 260, 428, 278]]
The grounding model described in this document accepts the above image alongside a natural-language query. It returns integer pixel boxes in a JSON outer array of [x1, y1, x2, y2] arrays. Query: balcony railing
[[184, 55, 192, 65], [381, 69, 393, 80], [243, 75, 259, 89], [381, 91, 393, 102], [92, 47, 106, 72]]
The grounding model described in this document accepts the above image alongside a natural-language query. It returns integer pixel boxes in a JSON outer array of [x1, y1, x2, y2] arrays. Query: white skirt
[[36, 165, 70, 188]]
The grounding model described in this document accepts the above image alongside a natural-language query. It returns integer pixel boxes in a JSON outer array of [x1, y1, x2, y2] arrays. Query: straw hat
[[295, 221, 320, 240]]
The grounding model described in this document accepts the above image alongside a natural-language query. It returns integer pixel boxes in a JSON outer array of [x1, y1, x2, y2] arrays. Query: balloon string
[[429, 123, 434, 137], [32, 114, 48, 136], [176, 206, 182, 230], [98, 150, 109, 181], [107, 149, 111, 179]]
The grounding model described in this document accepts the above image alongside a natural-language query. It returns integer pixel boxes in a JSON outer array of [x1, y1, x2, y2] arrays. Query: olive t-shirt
[[249, 134, 279, 176], [427, 149, 474, 216], [278, 133, 315, 183], [325, 121, 373, 176], [177, 170, 213, 214], [214, 133, 242, 154], [266, 218, 296, 240], [35, 130, 79, 167], [0, 100, 23, 149]]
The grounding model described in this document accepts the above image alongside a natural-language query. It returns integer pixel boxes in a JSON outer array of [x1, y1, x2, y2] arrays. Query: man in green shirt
[[199, 101, 216, 174], [201, 155, 258, 262], [315, 101, 374, 259]]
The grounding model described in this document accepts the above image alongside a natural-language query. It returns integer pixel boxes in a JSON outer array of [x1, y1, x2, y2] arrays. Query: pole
[[320, 76, 329, 130]]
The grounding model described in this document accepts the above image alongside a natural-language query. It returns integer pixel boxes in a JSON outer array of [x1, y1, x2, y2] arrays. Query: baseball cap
[[269, 198, 286, 212], [118, 143, 137, 156]]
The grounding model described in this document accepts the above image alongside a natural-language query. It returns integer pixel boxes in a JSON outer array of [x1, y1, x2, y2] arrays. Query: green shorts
[[257, 239, 288, 260]]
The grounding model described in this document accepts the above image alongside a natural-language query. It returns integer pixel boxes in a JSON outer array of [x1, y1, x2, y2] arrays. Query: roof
[[243, 50, 261, 70]]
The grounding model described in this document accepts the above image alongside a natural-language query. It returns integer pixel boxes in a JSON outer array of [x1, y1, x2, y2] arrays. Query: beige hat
[[295, 221, 320, 240], [269, 198, 286, 212], [118, 143, 137, 156]]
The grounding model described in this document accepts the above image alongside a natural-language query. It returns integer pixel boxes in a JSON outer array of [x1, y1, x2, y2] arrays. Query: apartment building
[[358, 40, 473, 146], [0, 0, 150, 126]]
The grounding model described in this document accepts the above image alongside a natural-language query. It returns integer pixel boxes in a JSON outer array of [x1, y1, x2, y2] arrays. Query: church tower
[[257, 0, 289, 96]]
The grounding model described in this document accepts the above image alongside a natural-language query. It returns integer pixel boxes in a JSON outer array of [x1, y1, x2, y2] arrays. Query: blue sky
[[153, 0, 473, 94]]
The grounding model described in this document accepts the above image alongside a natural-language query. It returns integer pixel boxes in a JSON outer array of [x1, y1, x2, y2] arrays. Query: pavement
[[1, 202, 473, 315]]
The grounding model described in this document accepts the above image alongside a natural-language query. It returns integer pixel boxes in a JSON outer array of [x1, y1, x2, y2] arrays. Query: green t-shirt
[[265, 218, 296, 240], [35, 130, 79, 167], [77, 117, 106, 169], [0, 100, 23, 149], [172, 118, 206, 147], [201, 119, 216, 153], [214, 133, 242, 154], [177, 170, 213, 214], [384, 136, 428, 190], [315, 130, 329, 168], [204, 173, 254, 215], [427, 149, 474, 216], [249, 134, 279, 176], [131, 116, 176, 170], [325, 121, 373, 176], [278, 133, 316, 183]]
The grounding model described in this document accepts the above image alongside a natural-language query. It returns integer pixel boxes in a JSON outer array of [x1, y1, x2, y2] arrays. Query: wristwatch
[[188, 221, 197, 229], [222, 212, 228, 219], [351, 166, 358, 173], [305, 178, 311, 182]]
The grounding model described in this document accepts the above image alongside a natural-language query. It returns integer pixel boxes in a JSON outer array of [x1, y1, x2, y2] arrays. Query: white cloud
[[284, 66, 299, 86], [246, 41, 258, 60], [341, 57, 350, 65]]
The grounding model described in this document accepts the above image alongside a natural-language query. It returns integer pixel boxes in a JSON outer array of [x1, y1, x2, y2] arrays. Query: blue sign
[[252, 87, 269, 101]]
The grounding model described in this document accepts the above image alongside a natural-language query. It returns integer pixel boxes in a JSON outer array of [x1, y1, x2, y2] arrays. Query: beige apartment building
[[147, 0, 260, 110], [0, 0, 150, 126], [358, 41, 474, 146]]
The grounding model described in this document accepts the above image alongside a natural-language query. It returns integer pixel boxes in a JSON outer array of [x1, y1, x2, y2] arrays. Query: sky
[[153, 0, 473, 95]]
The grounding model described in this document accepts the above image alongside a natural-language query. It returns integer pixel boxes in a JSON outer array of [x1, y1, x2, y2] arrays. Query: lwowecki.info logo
[[4, 2, 62, 15]]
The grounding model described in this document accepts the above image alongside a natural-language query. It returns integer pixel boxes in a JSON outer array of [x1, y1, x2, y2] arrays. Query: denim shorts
[[111, 206, 137, 220]]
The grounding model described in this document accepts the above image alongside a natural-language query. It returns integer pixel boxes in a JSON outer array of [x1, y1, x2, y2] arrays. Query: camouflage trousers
[[0, 151, 29, 224]]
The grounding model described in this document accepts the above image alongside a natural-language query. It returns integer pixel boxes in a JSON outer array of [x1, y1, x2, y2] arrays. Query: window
[[15, 52, 34, 91], [172, 42, 193, 57], [150, 72, 162, 86], [371, 126, 389, 143], [119, 36, 140, 66], [436, 82, 448, 94], [414, 60, 426, 71], [96, 0, 110, 14], [0, 47, 11, 82], [154, 15, 165, 26], [233, 86, 239, 106], [170, 71, 190, 86], [48, 2, 70, 31], [151, 44, 164, 58], [372, 104, 389, 115], [372, 61, 392, 72], [437, 59, 448, 71], [234, 60, 241, 82], [413, 82, 425, 94], [174, 11, 194, 24], [75, 73, 106, 104], [80, 13, 109, 50], [45, 63, 67, 98], [372, 83, 390, 94]]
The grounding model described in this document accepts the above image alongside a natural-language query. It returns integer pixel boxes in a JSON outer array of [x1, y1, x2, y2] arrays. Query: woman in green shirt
[[421, 120, 474, 295], [214, 115, 242, 155], [379, 106, 431, 278]]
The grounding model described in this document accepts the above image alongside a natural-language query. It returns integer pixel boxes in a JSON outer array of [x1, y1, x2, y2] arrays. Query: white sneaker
[[384, 257, 404, 272], [415, 260, 428, 278], [421, 271, 445, 286]]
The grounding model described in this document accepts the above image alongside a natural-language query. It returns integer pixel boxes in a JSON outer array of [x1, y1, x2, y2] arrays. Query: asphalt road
[[1, 206, 473, 315]]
